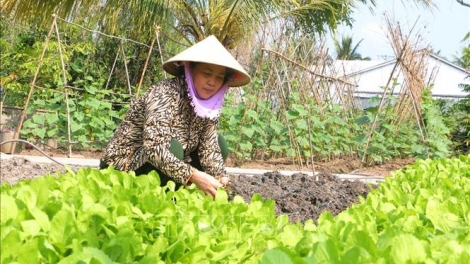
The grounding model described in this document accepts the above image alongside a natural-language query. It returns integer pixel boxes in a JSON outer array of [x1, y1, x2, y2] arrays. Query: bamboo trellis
[[10, 15, 161, 156], [360, 16, 437, 163], [233, 15, 437, 166]]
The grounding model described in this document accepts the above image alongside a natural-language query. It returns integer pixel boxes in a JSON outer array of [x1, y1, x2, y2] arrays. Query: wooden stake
[[11, 16, 56, 154], [136, 25, 159, 97], [53, 15, 73, 157]]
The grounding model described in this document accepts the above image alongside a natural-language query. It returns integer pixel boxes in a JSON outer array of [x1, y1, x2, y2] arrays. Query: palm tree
[[1, 0, 434, 48], [333, 35, 371, 60], [453, 32, 470, 69]]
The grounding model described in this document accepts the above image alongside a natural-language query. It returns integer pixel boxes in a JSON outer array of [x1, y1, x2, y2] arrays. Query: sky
[[329, 0, 470, 61]]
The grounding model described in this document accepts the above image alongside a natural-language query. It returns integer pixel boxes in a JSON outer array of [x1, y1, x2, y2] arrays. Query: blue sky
[[329, 0, 470, 61]]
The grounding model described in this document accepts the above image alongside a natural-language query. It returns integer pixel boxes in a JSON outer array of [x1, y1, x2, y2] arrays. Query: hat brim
[[162, 35, 251, 87]]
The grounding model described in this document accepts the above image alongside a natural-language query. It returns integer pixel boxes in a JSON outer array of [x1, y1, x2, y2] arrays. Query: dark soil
[[0, 157, 82, 185], [227, 171, 375, 223]]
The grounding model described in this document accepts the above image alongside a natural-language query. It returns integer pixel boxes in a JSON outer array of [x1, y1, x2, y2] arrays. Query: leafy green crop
[[261, 155, 470, 263], [2, 156, 469, 263], [1, 167, 306, 263]]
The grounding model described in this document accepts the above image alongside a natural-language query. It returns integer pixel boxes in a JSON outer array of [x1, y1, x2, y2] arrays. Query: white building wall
[[333, 58, 469, 99], [427, 59, 470, 97]]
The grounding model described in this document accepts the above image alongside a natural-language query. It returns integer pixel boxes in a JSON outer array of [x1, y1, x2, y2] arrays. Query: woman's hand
[[189, 170, 225, 198], [219, 177, 230, 187]]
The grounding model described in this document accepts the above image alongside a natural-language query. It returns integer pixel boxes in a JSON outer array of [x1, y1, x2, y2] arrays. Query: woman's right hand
[[188, 170, 224, 198]]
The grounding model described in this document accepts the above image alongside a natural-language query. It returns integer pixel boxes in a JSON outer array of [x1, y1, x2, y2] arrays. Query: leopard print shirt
[[101, 77, 226, 184]]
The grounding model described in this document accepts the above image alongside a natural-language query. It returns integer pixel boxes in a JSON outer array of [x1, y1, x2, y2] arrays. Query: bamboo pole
[[361, 16, 424, 164], [10, 16, 56, 154], [136, 25, 160, 97], [55, 16, 150, 47], [261, 48, 357, 87], [53, 14, 73, 157], [306, 114, 316, 178], [104, 46, 120, 90], [0, 88, 3, 131], [360, 56, 402, 164], [119, 40, 132, 97], [271, 59, 301, 166]]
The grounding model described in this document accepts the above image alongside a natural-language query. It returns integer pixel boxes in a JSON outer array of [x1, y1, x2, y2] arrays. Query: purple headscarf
[[183, 62, 229, 119]]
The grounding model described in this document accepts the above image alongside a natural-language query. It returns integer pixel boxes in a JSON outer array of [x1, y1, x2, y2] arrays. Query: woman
[[100, 35, 250, 198]]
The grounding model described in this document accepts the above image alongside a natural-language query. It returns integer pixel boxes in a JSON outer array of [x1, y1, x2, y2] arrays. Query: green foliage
[[2, 154, 469, 263], [21, 77, 129, 148], [332, 35, 370, 60], [446, 32, 470, 155], [220, 85, 453, 165], [443, 80, 470, 155], [453, 32, 470, 69], [10, 31, 131, 148], [355, 105, 422, 164], [1, 15, 161, 149], [220, 88, 360, 163], [1, 167, 296, 263], [0, 0, 401, 47], [419, 89, 452, 158], [220, 78, 293, 163], [261, 155, 470, 263], [0, 18, 49, 106]]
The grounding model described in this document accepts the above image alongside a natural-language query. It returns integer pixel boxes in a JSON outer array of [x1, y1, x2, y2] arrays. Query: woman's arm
[[142, 82, 194, 184], [197, 118, 226, 179]]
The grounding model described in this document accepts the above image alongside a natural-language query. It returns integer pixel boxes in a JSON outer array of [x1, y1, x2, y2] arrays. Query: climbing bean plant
[[219, 84, 453, 166]]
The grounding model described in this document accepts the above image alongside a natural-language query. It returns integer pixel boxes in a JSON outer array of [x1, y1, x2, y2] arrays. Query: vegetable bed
[[1, 155, 469, 263]]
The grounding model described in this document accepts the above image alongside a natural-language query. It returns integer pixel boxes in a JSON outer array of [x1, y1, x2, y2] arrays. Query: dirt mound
[[0, 157, 74, 185], [228, 171, 375, 223]]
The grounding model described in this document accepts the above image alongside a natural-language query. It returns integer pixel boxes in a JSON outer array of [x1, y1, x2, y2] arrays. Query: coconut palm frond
[[1, 0, 435, 48]]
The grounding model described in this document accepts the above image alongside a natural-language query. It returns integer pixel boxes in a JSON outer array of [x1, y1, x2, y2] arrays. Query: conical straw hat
[[163, 35, 251, 87]]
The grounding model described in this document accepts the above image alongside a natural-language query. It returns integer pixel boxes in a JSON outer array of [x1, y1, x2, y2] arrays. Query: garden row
[[1, 155, 469, 263]]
